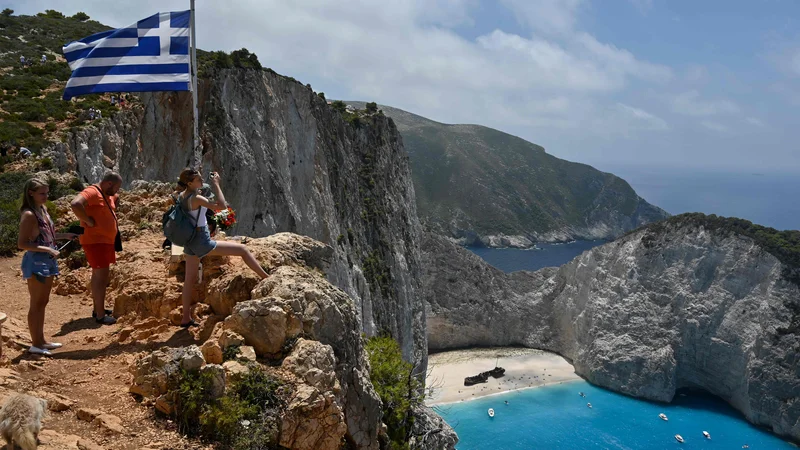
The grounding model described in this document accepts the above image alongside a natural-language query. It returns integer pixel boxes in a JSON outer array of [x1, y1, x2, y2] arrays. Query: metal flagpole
[[190, 0, 200, 167]]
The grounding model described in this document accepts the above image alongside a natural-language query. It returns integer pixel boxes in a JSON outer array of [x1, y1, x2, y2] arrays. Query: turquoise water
[[437, 380, 795, 449]]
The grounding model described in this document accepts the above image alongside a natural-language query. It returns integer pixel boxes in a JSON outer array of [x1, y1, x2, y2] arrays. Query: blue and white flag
[[62, 11, 191, 100]]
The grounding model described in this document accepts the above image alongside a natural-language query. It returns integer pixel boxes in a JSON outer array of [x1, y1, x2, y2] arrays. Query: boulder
[[129, 346, 205, 397], [205, 271, 259, 316], [222, 360, 249, 382], [200, 340, 224, 365], [200, 364, 226, 399], [279, 384, 347, 450]]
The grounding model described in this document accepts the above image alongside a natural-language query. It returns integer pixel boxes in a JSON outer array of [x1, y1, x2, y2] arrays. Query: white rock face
[[423, 220, 800, 444]]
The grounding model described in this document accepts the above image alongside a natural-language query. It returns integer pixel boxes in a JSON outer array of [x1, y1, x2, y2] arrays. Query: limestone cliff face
[[47, 69, 426, 373], [423, 221, 800, 443]]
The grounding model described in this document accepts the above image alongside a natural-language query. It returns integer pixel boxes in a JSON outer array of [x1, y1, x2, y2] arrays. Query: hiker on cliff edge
[[70, 172, 123, 325], [173, 168, 268, 328]]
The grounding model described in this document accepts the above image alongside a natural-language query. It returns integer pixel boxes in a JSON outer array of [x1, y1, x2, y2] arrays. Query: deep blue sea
[[606, 167, 800, 232], [438, 380, 795, 449], [468, 240, 605, 272]]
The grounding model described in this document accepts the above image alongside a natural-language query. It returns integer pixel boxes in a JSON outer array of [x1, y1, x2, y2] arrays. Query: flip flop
[[91, 309, 113, 319], [28, 346, 53, 356], [42, 342, 63, 350]]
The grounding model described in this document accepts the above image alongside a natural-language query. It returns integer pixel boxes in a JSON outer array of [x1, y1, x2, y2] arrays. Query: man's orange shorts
[[82, 244, 116, 269]]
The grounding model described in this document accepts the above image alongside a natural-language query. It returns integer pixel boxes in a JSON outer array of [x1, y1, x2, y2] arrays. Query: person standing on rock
[[175, 168, 268, 328], [70, 172, 122, 325], [17, 178, 79, 355]]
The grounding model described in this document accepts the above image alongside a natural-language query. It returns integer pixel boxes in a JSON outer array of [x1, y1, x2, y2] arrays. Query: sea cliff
[[424, 215, 800, 443]]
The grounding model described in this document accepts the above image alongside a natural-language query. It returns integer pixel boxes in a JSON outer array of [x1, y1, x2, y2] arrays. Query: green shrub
[[366, 102, 378, 113], [68, 177, 84, 191], [172, 366, 285, 448], [331, 100, 346, 113], [44, 122, 57, 132], [40, 10, 65, 19], [38, 157, 53, 171], [65, 250, 87, 270], [223, 344, 241, 362], [365, 336, 424, 450], [1, 8, 13, 17], [317, 92, 326, 100], [71, 12, 90, 21]]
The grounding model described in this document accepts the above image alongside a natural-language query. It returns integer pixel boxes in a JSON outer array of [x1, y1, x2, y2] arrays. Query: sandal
[[180, 320, 199, 328], [96, 315, 117, 325], [28, 346, 53, 356], [42, 342, 63, 350], [91, 309, 113, 319]]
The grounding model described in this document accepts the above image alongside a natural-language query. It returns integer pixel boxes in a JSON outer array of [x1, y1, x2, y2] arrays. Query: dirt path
[[0, 246, 209, 450]]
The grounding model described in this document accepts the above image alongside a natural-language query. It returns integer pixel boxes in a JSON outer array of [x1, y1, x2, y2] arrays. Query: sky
[[10, 0, 800, 174]]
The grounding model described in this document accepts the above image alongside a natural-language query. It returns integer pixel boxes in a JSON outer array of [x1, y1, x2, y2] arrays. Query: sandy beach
[[425, 347, 581, 405]]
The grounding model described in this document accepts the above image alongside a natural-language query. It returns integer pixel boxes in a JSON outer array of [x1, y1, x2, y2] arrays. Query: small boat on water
[[579, 392, 586, 398], [587, 403, 592, 408], [659, 413, 668, 421], [488, 408, 495, 418], [702, 431, 711, 439], [674, 434, 685, 443]]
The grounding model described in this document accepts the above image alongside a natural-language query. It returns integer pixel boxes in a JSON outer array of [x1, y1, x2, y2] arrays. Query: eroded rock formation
[[424, 219, 800, 443]]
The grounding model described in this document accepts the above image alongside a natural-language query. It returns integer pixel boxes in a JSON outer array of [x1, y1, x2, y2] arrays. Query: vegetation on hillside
[[347, 103, 663, 241], [366, 336, 424, 450], [0, 171, 84, 256], [639, 213, 800, 285]]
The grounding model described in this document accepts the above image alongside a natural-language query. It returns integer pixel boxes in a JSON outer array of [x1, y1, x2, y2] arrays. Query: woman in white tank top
[[175, 168, 268, 328]]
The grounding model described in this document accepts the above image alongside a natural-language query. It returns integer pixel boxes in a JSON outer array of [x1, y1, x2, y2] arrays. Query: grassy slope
[[349, 102, 661, 238]]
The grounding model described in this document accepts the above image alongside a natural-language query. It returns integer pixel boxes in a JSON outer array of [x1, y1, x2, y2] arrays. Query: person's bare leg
[[26, 277, 52, 348], [182, 255, 200, 324], [208, 242, 268, 278], [91, 267, 110, 318]]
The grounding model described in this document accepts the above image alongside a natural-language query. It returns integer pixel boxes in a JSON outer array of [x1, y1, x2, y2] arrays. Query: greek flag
[[62, 11, 191, 100]]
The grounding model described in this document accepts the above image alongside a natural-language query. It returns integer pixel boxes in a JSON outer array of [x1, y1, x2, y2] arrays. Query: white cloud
[[671, 90, 740, 116], [700, 121, 729, 133], [615, 103, 669, 131], [500, 0, 584, 35], [746, 117, 765, 127]]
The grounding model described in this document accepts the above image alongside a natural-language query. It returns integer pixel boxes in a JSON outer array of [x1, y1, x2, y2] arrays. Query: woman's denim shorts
[[183, 226, 217, 258], [21, 250, 60, 280]]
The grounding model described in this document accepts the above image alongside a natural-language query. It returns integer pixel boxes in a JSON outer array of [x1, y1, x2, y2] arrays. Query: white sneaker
[[28, 346, 53, 356], [42, 342, 63, 350]]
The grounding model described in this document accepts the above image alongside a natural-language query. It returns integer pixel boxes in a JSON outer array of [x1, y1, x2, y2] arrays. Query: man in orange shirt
[[70, 172, 122, 325]]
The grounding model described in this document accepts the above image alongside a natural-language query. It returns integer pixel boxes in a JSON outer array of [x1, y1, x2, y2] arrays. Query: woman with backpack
[[17, 178, 78, 355], [174, 168, 268, 328]]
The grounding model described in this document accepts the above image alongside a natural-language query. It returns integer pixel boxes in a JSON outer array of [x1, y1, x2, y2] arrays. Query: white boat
[[587, 403, 592, 408], [659, 413, 668, 421], [674, 434, 685, 443], [488, 408, 495, 417], [703, 431, 711, 439]]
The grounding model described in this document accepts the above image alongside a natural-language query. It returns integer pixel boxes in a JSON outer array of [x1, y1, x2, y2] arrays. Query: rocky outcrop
[[48, 69, 426, 374], [128, 233, 383, 449], [423, 219, 800, 443]]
